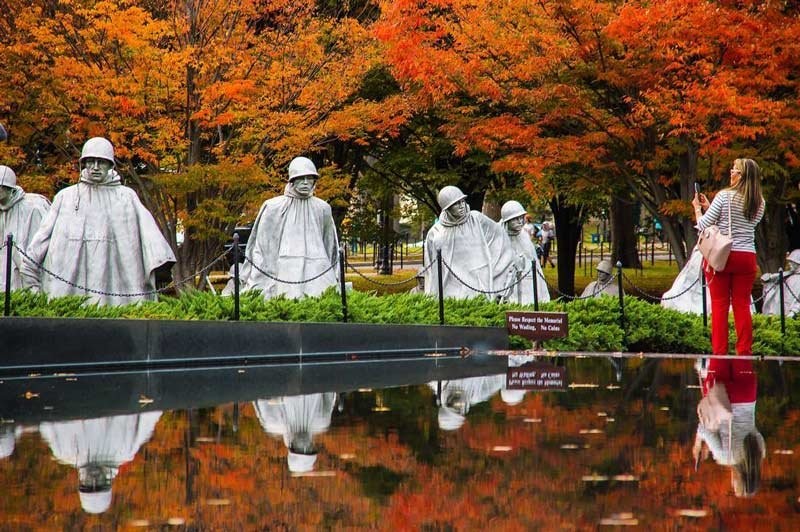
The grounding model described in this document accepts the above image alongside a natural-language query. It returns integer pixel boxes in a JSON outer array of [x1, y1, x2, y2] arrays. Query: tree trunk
[[550, 194, 584, 297], [610, 194, 641, 268], [757, 177, 789, 273]]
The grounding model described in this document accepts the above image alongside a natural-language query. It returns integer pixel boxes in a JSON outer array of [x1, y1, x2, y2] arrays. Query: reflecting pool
[[2, 355, 799, 529]]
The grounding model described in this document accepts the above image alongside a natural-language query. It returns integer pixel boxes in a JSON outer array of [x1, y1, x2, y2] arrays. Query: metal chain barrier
[[535, 266, 609, 300], [243, 255, 336, 285], [621, 271, 700, 302], [13, 241, 227, 298], [441, 258, 532, 296], [345, 260, 433, 287]]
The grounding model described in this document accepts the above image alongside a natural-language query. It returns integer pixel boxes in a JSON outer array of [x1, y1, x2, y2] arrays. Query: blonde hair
[[730, 158, 763, 221]]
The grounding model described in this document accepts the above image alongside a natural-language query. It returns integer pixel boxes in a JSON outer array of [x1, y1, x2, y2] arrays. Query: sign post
[[504, 311, 569, 391], [505, 311, 568, 340]]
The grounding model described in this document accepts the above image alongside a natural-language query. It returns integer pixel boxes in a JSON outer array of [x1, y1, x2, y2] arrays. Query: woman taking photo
[[692, 159, 765, 357]]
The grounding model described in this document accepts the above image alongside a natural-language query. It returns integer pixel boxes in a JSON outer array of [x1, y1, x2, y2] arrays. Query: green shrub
[[3, 288, 793, 356]]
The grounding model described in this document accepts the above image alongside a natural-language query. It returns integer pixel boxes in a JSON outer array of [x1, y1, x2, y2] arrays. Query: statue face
[[82, 157, 113, 183], [446, 199, 467, 219], [0, 185, 12, 203], [290, 175, 317, 198], [507, 215, 525, 233]]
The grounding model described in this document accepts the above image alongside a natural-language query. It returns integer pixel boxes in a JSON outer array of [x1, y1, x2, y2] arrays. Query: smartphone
[[694, 182, 701, 195]]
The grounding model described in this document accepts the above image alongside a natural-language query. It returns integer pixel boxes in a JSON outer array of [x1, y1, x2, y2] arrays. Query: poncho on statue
[[424, 187, 515, 299], [429, 375, 506, 431], [39, 412, 162, 514], [20, 137, 174, 306], [761, 249, 800, 317], [0, 166, 50, 290], [242, 183, 339, 299], [661, 247, 710, 314], [500, 200, 550, 305], [21, 169, 175, 306], [253, 393, 337, 473]]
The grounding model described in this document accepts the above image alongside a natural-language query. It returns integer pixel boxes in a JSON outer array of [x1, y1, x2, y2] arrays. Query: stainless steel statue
[[580, 259, 621, 298], [21, 137, 176, 305], [39, 411, 162, 514], [500, 200, 550, 305], [424, 186, 515, 300], [761, 249, 800, 317], [241, 157, 339, 299], [253, 393, 337, 473], [0, 165, 50, 290]]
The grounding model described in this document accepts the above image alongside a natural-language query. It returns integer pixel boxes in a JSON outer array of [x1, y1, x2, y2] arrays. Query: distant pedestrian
[[539, 221, 556, 268]]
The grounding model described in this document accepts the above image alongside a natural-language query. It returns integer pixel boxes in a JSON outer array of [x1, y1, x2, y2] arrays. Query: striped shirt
[[697, 190, 765, 253]]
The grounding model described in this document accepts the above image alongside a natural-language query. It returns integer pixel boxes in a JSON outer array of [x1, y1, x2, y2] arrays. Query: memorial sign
[[506, 361, 567, 391], [505, 311, 568, 340]]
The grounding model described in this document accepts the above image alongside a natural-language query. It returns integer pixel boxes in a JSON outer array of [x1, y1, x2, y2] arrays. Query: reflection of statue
[[661, 247, 709, 314], [0, 425, 21, 460], [430, 375, 505, 431], [500, 200, 549, 305], [761, 249, 800, 317], [39, 412, 162, 514], [580, 260, 620, 298], [253, 393, 337, 473], [693, 359, 764, 497], [0, 166, 50, 290], [241, 157, 339, 299], [21, 138, 175, 305], [424, 186, 515, 300]]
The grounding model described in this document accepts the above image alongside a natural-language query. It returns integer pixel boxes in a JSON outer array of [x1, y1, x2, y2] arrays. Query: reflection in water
[[430, 375, 505, 431], [0, 425, 21, 460], [253, 393, 337, 473], [38, 412, 162, 514], [694, 358, 764, 497], [2, 358, 799, 527]]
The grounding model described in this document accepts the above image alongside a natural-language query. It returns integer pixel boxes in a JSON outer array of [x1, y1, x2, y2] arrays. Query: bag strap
[[726, 192, 732, 237]]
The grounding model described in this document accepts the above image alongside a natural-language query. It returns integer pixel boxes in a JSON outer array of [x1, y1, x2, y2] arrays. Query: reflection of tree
[[1, 362, 799, 528]]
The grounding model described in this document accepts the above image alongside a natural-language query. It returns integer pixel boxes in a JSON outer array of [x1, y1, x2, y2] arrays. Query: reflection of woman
[[692, 159, 764, 356], [694, 358, 765, 497]]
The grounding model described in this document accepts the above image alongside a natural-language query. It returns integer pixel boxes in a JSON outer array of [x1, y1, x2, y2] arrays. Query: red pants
[[704, 251, 757, 355], [702, 358, 757, 402]]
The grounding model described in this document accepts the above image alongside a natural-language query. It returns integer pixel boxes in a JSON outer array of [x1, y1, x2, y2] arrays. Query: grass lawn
[[346, 259, 688, 298]]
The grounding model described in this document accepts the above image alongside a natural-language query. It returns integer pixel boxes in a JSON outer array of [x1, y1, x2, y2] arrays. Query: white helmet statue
[[788, 249, 800, 267], [0, 165, 17, 188], [80, 137, 115, 166], [437, 185, 468, 211], [500, 200, 527, 224], [79, 490, 113, 514], [500, 389, 526, 406], [287, 450, 317, 473], [597, 259, 614, 275], [287, 157, 319, 182]]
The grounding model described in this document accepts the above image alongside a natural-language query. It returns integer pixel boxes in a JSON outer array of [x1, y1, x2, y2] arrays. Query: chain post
[[616, 261, 625, 346], [232, 233, 240, 321], [339, 247, 348, 323], [531, 259, 539, 311], [779, 269, 785, 352], [4, 234, 13, 317], [436, 249, 445, 325]]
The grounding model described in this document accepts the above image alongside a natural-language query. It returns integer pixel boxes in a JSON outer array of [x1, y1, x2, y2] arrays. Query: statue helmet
[[788, 249, 800, 266], [80, 137, 115, 166], [0, 165, 16, 188], [597, 259, 614, 275], [437, 185, 467, 211], [500, 200, 527, 223], [500, 389, 526, 406], [287, 157, 319, 181], [79, 490, 113, 514], [287, 450, 317, 473]]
